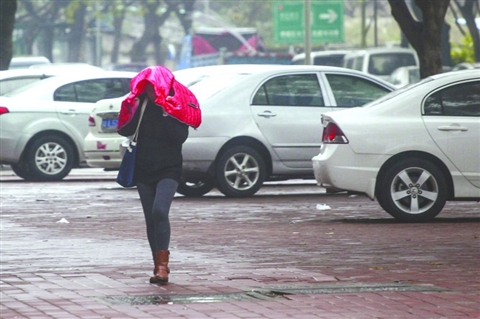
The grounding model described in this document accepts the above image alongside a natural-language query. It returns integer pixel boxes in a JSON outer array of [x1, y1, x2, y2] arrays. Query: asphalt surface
[[1, 168, 480, 319]]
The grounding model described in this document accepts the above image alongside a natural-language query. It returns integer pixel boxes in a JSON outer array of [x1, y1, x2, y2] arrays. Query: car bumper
[[84, 151, 121, 169], [312, 144, 388, 200], [0, 131, 26, 164], [83, 133, 124, 169]]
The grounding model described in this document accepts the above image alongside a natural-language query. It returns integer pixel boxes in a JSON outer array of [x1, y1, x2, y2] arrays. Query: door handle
[[437, 125, 468, 132], [257, 111, 277, 118], [60, 109, 78, 115]]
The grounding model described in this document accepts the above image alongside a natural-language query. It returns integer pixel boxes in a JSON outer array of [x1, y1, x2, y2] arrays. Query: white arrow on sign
[[319, 9, 338, 23]]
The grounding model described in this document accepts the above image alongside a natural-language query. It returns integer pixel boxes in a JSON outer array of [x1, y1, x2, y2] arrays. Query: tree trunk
[[388, 0, 450, 78], [110, 11, 125, 64], [67, 3, 87, 62], [0, 0, 17, 70], [130, 1, 173, 65]]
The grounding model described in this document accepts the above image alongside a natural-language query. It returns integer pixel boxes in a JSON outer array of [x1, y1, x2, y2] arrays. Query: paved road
[[1, 169, 480, 318]]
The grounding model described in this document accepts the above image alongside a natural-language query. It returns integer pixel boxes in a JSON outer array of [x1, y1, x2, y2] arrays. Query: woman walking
[[117, 66, 201, 284]]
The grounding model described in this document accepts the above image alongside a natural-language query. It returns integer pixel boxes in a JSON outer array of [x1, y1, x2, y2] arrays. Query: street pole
[[304, 0, 312, 65]]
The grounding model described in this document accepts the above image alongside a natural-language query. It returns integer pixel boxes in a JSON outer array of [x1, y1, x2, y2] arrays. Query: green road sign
[[273, 1, 344, 44]]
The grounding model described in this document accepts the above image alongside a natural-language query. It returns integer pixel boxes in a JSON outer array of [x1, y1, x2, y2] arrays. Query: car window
[[326, 74, 392, 107], [252, 74, 324, 106], [368, 53, 417, 76], [54, 79, 129, 102], [424, 81, 480, 116]]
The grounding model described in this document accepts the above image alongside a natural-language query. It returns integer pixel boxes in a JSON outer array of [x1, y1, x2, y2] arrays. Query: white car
[[312, 69, 480, 222], [0, 71, 136, 181], [83, 95, 128, 169], [343, 47, 419, 80]]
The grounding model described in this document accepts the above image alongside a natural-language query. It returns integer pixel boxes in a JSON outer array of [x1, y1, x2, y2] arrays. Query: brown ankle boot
[[150, 250, 169, 284]]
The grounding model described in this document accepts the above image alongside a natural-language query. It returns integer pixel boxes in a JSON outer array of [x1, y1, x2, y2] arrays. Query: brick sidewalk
[[1, 174, 480, 318]]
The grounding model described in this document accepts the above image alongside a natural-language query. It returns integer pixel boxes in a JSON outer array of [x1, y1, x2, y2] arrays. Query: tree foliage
[[450, 0, 480, 62]]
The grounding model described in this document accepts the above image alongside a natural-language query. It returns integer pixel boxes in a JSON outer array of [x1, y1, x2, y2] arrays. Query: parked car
[[451, 62, 480, 71], [291, 50, 350, 67], [8, 56, 51, 69], [0, 64, 104, 95], [84, 95, 133, 169], [343, 47, 419, 80], [176, 65, 395, 197], [312, 69, 480, 222], [0, 71, 136, 181]]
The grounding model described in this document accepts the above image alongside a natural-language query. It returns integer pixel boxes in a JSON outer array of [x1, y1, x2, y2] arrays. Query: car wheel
[[376, 158, 447, 222], [176, 177, 214, 197], [25, 135, 74, 181], [10, 162, 33, 180], [215, 145, 266, 198]]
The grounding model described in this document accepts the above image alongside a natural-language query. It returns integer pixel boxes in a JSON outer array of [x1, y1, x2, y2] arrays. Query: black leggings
[[136, 179, 178, 253]]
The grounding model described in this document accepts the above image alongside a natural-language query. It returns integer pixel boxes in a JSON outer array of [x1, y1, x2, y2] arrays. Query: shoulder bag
[[116, 98, 147, 187]]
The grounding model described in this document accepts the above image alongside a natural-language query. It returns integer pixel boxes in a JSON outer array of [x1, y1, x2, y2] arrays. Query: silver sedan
[[176, 64, 395, 197]]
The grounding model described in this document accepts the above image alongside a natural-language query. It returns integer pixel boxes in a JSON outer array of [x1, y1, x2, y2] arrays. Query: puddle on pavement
[[100, 291, 280, 305], [99, 282, 446, 305]]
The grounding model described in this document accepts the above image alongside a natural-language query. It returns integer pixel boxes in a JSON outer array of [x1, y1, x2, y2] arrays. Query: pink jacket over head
[[117, 66, 201, 129]]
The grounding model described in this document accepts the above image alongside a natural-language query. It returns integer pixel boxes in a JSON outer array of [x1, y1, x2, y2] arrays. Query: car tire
[[24, 135, 74, 181], [215, 145, 266, 198], [376, 158, 447, 222], [176, 177, 214, 197], [10, 162, 34, 180]]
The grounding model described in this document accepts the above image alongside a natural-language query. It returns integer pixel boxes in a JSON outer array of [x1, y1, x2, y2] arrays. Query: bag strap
[[132, 98, 147, 143]]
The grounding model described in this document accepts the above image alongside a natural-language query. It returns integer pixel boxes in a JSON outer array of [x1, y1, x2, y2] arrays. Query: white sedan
[[0, 71, 136, 181], [312, 69, 480, 222]]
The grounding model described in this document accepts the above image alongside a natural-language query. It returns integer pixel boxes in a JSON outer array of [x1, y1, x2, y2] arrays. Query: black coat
[[118, 96, 189, 184]]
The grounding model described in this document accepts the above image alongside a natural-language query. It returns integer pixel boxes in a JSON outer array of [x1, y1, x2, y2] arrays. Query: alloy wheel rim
[[390, 167, 439, 214], [35, 142, 67, 175], [223, 153, 259, 191]]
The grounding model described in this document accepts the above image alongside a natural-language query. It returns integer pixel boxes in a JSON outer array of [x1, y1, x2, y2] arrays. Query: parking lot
[[1, 168, 480, 318]]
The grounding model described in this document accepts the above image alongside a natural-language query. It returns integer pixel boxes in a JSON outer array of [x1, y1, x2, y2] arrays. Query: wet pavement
[[1, 168, 480, 318]]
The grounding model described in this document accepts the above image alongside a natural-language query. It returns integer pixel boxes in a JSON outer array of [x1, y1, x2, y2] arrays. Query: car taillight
[[88, 116, 96, 127], [0, 107, 9, 115], [322, 122, 348, 144]]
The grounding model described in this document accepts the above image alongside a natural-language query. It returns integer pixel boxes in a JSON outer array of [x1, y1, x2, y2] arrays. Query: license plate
[[101, 119, 118, 130]]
